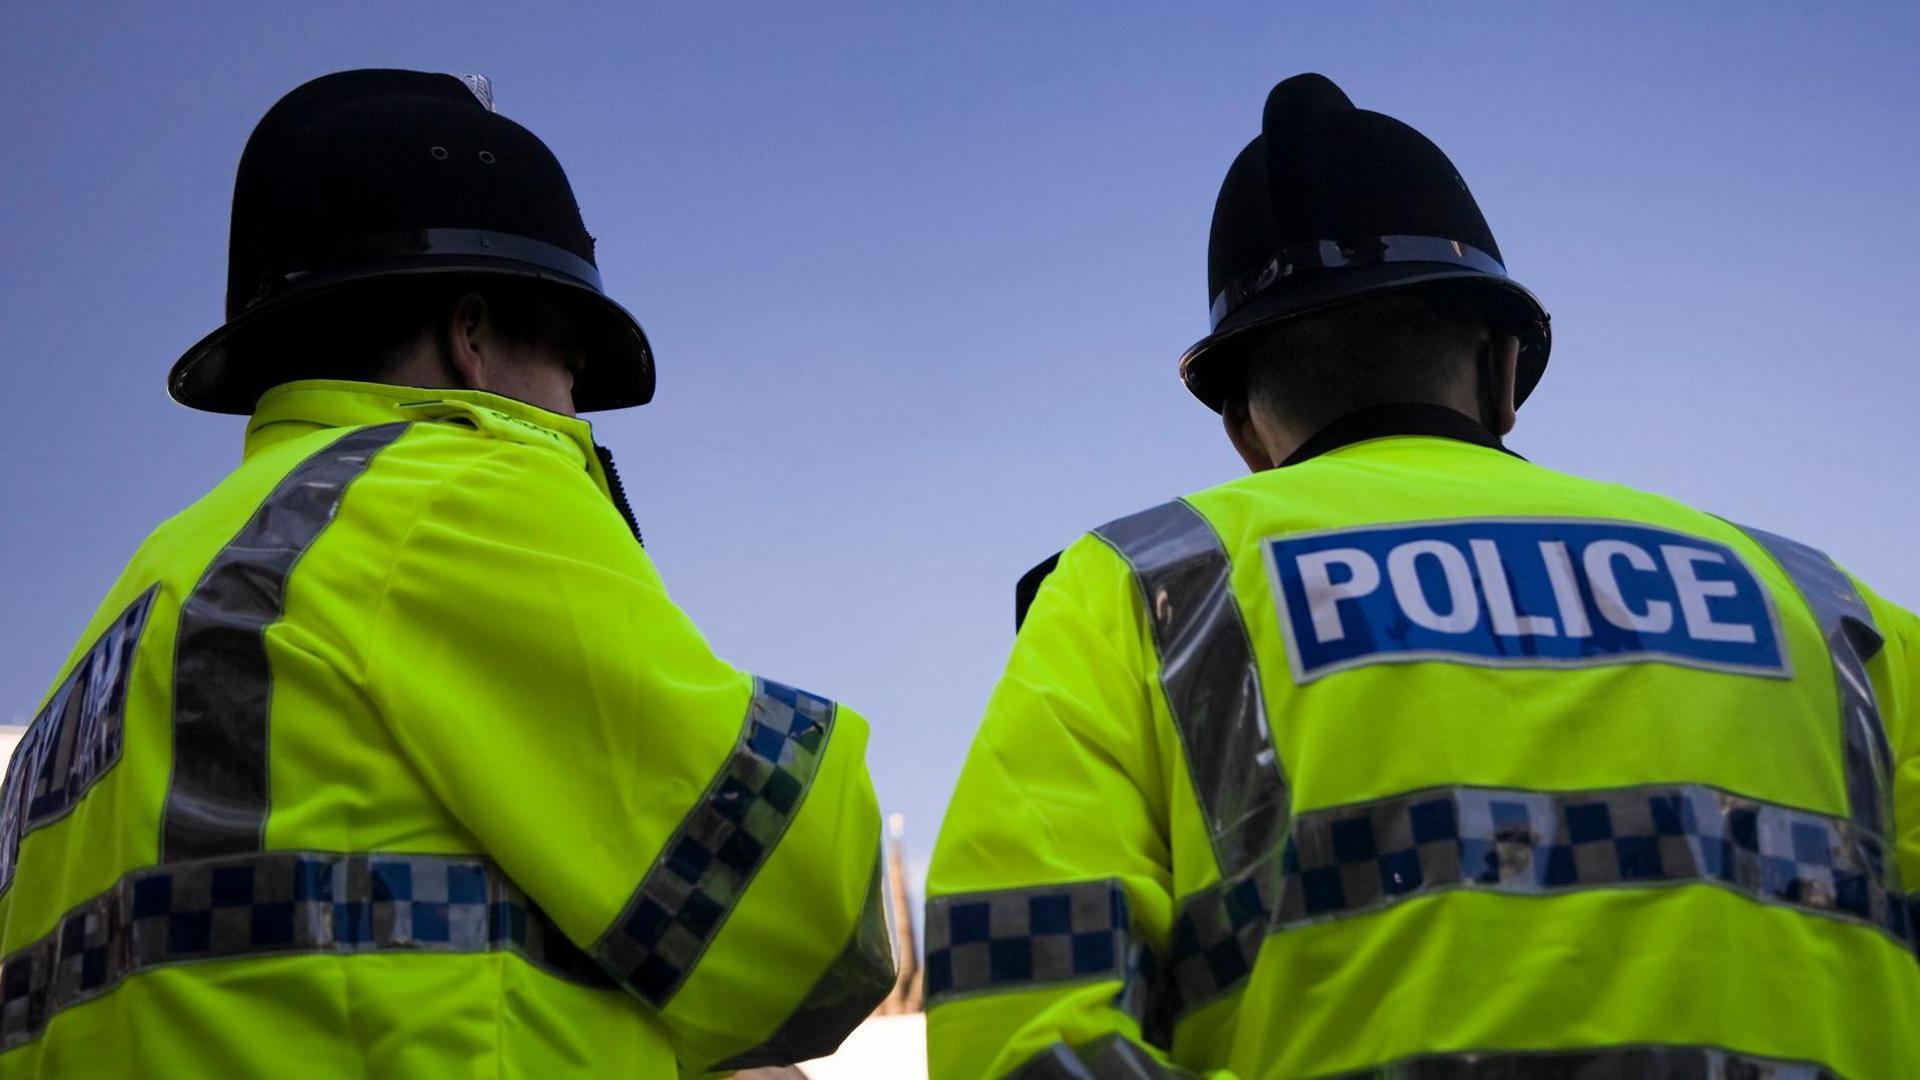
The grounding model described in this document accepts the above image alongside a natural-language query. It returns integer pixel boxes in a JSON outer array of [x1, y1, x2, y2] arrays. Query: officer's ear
[[443, 293, 494, 392], [1223, 390, 1277, 472], [1487, 334, 1520, 437]]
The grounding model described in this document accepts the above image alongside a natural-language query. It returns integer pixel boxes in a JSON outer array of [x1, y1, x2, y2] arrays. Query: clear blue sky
[[3, 4, 1916, 881]]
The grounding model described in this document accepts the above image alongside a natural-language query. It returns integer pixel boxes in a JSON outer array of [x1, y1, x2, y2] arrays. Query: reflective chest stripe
[[0, 850, 610, 1052], [1165, 781, 1909, 1017], [1094, 500, 1287, 880], [163, 421, 410, 861]]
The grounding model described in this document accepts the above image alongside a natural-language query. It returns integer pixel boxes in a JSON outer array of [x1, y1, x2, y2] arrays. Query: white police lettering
[[1297, 548, 1378, 644], [1471, 539, 1557, 637], [1387, 540, 1479, 634], [1538, 540, 1593, 638], [1265, 519, 1787, 682], [1584, 539, 1674, 633], [1662, 545, 1758, 644]]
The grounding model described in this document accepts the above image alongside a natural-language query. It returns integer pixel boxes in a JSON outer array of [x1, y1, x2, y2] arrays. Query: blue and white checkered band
[[1165, 783, 1911, 1019], [0, 851, 609, 1052], [1208, 235, 1508, 328], [1266, 518, 1791, 684], [593, 678, 837, 1008], [0, 587, 157, 896], [924, 880, 1167, 1048]]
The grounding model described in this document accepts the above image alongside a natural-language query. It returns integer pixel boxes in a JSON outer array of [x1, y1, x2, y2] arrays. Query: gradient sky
[[4, 4, 1917, 887]]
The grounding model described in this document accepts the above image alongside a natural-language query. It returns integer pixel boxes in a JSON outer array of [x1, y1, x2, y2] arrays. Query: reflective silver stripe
[[1732, 525, 1891, 837], [593, 677, 836, 1007], [1167, 782, 1909, 1018], [714, 850, 897, 1070], [1094, 500, 1288, 879], [925, 880, 1167, 1047], [1009, 1035, 1195, 1079], [162, 422, 410, 861], [1345, 1045, 1833, 1079], [0, 849, 609, 1052]]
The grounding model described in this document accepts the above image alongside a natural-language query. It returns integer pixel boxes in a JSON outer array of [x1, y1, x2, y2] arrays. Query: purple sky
[[4, 4, 1916, 872]]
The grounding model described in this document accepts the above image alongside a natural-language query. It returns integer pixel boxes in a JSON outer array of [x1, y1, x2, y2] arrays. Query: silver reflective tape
[[453, 73, 495, 111], [1009, 1035, 1195, 1079], [593, 678, 837, 1007], [1348, 1045, 1833, 1079], [713, 851, 897, 1070], [1094, 500, 1288, 879], [0, 850, 610, 1052], [1167, 783, 1908, 1018], [162, 422, 409, 861], [1732, 524, 1891, 838], [1209, 236, 1507, 328]]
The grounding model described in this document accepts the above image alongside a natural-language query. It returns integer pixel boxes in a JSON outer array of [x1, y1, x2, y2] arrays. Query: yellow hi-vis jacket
[[0, 380, 893, 1076], [926, 405, 1920, 1079]]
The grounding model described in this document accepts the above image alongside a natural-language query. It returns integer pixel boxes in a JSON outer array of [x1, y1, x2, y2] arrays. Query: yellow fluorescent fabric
[[0, 380, 890, 1075], [928, 432, 1920, 1079]]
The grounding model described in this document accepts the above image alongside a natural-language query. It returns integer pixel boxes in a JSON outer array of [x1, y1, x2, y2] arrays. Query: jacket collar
[[246, 379, 598, 463], [245, 381, 618, 508], [1279, 402, 1521, 468]]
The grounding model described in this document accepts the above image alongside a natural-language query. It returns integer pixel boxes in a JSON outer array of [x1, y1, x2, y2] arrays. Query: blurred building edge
[[736, 813, 927, 1080], [877, 812, 925, 1015]]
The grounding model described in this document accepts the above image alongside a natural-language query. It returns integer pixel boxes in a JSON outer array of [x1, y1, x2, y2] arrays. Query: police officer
[[0, 70, 892, 1074], [925, 73, 1919, 1078]]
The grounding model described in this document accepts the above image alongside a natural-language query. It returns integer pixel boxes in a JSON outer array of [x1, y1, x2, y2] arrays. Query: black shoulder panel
[[1014, 552, 1063, 632]]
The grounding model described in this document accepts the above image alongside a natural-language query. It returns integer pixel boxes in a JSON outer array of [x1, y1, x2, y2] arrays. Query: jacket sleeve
[[926, 534, 1231, 1079], [1866, 584, 1920, 933], [363, 440, 893, 1071]]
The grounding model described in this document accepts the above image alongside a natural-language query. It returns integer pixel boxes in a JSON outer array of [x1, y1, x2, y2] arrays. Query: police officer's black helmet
[[169, 69, 654, 414], [1179, 73, 1550, 413]]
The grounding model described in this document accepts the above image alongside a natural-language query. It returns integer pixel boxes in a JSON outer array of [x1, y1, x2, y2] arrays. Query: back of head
[[1240, 283, 1492, 436]]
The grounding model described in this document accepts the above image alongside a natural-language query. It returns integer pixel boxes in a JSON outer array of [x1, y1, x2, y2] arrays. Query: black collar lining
[[1279, 403, 1521, 468]]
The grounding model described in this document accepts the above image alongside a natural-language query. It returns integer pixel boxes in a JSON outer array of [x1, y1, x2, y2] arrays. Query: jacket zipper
[[594, 444, 644, 548]]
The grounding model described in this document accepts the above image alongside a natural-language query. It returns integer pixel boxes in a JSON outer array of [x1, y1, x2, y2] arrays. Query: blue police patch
[[1264, 518, 1789, 683]]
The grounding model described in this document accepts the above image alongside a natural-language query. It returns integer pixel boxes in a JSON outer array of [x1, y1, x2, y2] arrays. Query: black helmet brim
[[1177, 263, 1550, 414], [168, 249, 654, 415]]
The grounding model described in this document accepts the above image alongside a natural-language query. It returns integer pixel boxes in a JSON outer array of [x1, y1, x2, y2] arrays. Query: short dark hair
[[1237, 283, 1492, 432], [238, 277, 579, 389]]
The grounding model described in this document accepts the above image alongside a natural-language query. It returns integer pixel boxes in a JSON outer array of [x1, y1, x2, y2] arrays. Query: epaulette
[[1013, 552, 1063, 632]]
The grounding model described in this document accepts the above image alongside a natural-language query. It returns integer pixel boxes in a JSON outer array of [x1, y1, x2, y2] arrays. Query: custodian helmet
[[169, 69, 654, 414], [1178, 73, 1550, 413]]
